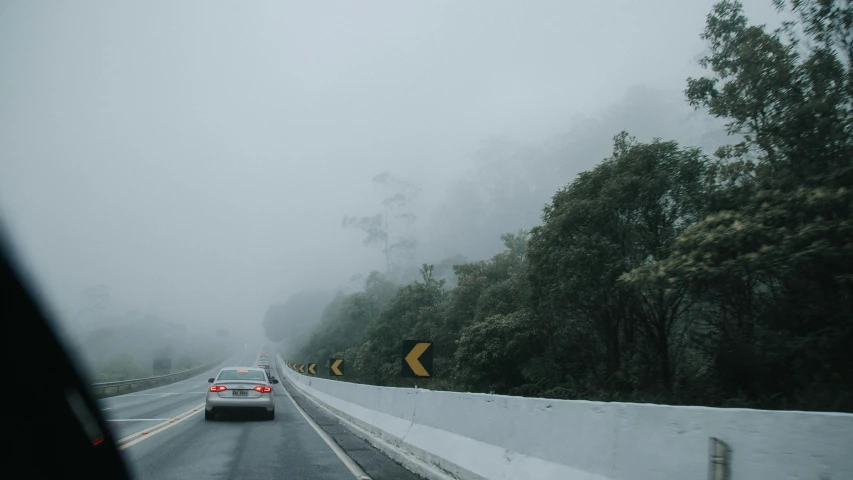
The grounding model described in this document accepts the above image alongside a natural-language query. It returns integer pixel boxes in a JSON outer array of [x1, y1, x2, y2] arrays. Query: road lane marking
[[115, 403, 204, 445], [107, 419, 171, 422], [119, 393, 175, 397], [276, 361, 371, 480], [118, 406, 204, 450]]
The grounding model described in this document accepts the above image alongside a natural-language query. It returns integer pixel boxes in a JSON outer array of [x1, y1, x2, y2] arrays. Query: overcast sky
[[0, 0, 780, 334]]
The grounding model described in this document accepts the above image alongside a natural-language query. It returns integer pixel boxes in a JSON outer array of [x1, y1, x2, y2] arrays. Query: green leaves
[[655, 0, 853, 410], [528, 133, 715, 392], [687, 0, 852, 190], [283, 0, 853, 412], [500, 229, 529, 260], [629, 186, 853, 286], [454, 311, 537, 393]]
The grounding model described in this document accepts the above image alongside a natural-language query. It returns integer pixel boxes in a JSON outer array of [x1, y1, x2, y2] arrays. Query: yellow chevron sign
[[330, 359, 344, 376], [402, 340, 433, 378]]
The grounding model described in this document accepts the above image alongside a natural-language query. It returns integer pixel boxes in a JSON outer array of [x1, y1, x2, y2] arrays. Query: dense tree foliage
[[284, 1, 852, 412]]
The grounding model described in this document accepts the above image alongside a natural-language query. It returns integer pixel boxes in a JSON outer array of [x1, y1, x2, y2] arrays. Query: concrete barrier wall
[[277, 356, 853, 480]]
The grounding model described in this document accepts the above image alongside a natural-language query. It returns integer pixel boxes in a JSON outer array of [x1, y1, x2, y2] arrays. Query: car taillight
[[254, 385, 272, 393], [209, 385, 227, 392]]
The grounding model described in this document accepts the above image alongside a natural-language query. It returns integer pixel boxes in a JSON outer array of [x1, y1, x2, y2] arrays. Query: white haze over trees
[[0, 0, 781, 379]]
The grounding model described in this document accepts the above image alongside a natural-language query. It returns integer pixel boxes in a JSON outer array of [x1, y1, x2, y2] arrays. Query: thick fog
[[0, 0, 781, 364]]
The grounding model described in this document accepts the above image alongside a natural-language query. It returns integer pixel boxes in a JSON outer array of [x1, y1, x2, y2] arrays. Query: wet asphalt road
[[98, 345, 423, 480]]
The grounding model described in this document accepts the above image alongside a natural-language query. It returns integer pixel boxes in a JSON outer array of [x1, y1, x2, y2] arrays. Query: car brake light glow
[[254, 385, 272, 393], [209, 385, 227, 392], [237, 369, 248, 372]]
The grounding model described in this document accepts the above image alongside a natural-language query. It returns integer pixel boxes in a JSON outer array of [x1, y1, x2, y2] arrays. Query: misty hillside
[[58, 287, 223, 381], [262, 84, 733, 346], [268, 1, 853, 414], [422, 85, 730, 264], [2, 0, 849, 477], [265, 84, 734, 360], [1, 0, 847, 413]]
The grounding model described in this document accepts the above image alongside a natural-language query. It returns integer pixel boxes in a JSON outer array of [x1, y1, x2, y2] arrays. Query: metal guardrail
[[89, 357, 227, 399]]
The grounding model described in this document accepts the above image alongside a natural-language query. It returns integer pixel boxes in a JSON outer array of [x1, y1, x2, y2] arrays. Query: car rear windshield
[[217, 370, 267, 381]]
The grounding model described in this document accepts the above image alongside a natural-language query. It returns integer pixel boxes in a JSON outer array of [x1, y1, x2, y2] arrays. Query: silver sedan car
[[205, 367, 278, 420]]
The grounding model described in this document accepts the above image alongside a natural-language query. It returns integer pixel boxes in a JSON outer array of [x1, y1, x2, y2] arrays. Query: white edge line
[[277, 356, 454, 480], [277, 361, 371, 480]]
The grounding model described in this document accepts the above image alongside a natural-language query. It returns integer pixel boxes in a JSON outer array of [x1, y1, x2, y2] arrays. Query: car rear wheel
[[204, 410, 214, 421], [265, 410, 274, 421]]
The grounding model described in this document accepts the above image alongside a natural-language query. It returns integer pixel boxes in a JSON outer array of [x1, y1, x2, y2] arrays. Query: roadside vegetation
[[267, 0, 853, 413]]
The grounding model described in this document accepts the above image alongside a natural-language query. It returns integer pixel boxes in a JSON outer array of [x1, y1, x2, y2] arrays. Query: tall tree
[[685, 0, 852, 189], [343, 172, 419, 274], [628, 0, 853, 410], [527, 133, 713, 394], [281, 0, 853, 413]]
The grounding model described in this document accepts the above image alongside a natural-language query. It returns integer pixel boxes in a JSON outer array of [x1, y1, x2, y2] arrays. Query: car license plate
[[232, 390, 247, 396]]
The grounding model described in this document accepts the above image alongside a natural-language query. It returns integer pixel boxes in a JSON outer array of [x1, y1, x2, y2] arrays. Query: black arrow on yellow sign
[[402, 340, 433, 378], [299, 364, 305, 373], [308, 363, 316, 374], [329, 359, 344, 376]]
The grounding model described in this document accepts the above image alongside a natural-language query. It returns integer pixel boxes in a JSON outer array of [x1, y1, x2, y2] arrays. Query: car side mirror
[[271, 379, 279, 384], [208, 378, 215, 383]]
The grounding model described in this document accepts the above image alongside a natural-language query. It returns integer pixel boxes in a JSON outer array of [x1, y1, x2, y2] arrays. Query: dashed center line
[[107, 419, 171, 422], [115, 403, 204, 450], [119, 393, 172, 397]]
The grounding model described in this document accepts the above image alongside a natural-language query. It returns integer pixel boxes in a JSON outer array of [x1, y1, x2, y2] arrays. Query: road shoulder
[[280, 379, 425, 480]]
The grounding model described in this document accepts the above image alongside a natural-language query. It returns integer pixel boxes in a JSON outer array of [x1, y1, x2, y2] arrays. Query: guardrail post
[[708, 437, 730, 480]]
